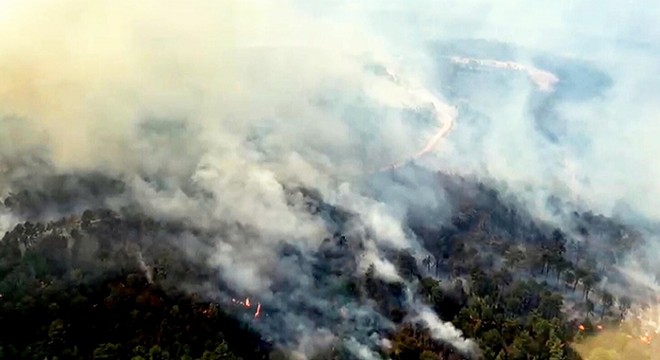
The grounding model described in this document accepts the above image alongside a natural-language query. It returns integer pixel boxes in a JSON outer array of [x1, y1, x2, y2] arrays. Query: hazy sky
[[0, 1, 658, 358]]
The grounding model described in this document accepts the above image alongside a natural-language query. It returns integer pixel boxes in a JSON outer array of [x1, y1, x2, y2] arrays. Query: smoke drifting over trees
[[0, 1, 659, 359]]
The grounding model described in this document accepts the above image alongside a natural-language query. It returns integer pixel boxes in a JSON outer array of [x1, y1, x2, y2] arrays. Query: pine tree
[[545, 330, 565, 360]]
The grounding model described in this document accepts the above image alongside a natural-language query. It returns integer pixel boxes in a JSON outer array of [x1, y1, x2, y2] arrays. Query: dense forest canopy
[[0, 170, 657, 359]]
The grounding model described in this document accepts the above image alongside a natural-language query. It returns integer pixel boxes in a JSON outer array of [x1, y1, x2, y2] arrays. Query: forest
[[0, 171, 656, 360]]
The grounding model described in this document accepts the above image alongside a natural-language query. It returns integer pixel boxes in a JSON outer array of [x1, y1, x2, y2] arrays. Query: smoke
[[0, 207, 17, 237], [1, 0, 659, 358], [416, 308, 478, 355], [136, 251, 153, 284], [0, 0, 437, 176], [432, 1, 660, 223], [345, 337, 383, 360], [308, 0, 660, 222]]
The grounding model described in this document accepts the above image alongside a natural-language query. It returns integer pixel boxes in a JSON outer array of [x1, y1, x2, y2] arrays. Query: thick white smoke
[[2, 0, 659, 358], [417, 308, 478, 355], [0, 0, 474, 357], [0, 208, 17, 237], [307, 0, 660, 222]]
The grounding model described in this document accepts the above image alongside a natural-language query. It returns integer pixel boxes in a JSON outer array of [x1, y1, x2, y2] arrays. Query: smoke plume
[[1, 0, 659, 358]]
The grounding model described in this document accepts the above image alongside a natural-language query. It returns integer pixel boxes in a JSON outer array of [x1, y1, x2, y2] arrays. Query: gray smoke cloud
[[0, 208, 17, 237], [320, 0, 660, 222], [417, 308, 477, 355], [0, 0, 472, 357], [1, 0, 659, 357], [304, 0, 660, 335]]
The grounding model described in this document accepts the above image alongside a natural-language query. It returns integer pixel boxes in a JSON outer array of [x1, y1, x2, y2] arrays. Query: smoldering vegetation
[[0, 171, 469, 359], [0, 165, 657, 359], [1, 1, 659, 359]]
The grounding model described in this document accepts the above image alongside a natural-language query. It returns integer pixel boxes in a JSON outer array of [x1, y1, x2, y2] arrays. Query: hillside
[[0, 170, 655, 360]]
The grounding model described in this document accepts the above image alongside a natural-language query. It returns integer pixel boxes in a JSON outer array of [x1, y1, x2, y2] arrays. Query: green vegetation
[[0, 174, 649, 359]]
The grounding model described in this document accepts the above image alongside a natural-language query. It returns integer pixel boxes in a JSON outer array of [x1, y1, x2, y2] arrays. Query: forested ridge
[[0, 172, 655, 359]]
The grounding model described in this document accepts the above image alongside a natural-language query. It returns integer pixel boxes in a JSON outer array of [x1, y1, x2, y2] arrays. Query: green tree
[[539, 292, 563, 319], [545, 330, 565, 360], [201, 342, 241, 360], [481, 329, 504, 355], [48, 318, 66, 354], [93, 343, 122, 359], [148, 345, 170, 360]]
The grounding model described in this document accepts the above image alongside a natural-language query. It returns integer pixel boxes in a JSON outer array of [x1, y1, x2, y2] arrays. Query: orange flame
[[232, 296, 263, 318], [578, 324, 586, 331]]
